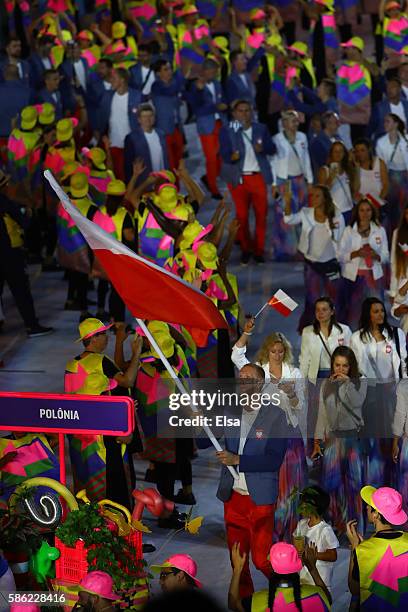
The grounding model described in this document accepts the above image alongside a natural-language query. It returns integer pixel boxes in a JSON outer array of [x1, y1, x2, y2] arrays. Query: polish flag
[[364, 193, 384, 209], [45, 171, 227, 332], [268, 290, 298, 317]]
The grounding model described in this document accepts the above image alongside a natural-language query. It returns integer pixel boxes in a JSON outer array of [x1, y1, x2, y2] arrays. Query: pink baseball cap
[[361, 486, 408, 525], [79, 571, 118, 600], [151, 554, 202, 587], [269, 543, 302, 575]]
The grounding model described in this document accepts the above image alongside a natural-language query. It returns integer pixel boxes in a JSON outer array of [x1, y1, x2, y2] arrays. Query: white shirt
[[206, 81, 220, 120], [144, 129, 164, 172], [323, 167, 353, 213], [294, 519, 339, 589], [109, 92, 131, 148], [103, 80, 112, 91], [233, 409, 258, 495], [376, 340, 394, 382], [390, 101, 407, 124], [41, 57, 52, 70], [358, 236, 370, 271], [73, 60, 86, 91], [242, 127, 260, 173], [308, 222, 336, 262], [141, 65, 155, 96], [239, 73, 248, 87], [358, 157, 383, 201], [392, 379, 408, 436], [376, 134, 408, 171], [287, 143, 303, 177]]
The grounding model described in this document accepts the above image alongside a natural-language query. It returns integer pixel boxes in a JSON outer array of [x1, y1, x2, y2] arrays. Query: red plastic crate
[[55, 530, 143, 584]]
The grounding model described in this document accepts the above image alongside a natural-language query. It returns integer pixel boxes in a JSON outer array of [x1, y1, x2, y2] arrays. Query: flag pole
[[136, 319, 238, 480], [253, 302, 269, 319]]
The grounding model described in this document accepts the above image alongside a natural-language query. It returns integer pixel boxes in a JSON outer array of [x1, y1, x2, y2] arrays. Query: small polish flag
[[364, 193, 384, 209], [268, 290, 298, 317]]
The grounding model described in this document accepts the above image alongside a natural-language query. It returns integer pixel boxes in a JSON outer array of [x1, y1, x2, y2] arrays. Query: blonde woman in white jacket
[[350, 297, 405, 487], [312, 346, 367, 535], [271, 110, 313, 260], [283, 184, 345, 332], [337, 198, 389, 329], [231, 317, 307, 541]]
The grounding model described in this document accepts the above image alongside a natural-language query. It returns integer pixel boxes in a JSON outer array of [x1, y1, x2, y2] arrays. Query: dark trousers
[[0, 247, 37, 328], [155, 439, 193, 501], [67, 270, 88, 310], [25, 209, 57, 259], [109, 284, 125, 321]]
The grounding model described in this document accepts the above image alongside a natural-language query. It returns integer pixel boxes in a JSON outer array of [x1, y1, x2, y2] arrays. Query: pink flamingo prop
[[132, 488, 174, 521]]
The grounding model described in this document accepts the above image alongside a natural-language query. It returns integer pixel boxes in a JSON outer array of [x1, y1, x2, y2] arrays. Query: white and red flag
[[45, 171, 227, 333], [268, 290, 298, 317]]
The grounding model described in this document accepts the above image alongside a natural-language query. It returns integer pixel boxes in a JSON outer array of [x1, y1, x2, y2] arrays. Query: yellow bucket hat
[[112, 21, 127, 39], [56, 118, 74, 142], [76, 318, 113, 342], [197, 242, 218, 270], [39, 102, 55, 126], [61, 161, 80, 182], [147, 321, 170, 336], [287, 41, 308, 57], [107, 179, 126, 196], [341, 36, 364, 52], [21, 106, 38, 130], [77, 372, 118, 395], [87, 147, 107, 170], [179, 220, 203, 250], [70, 172, 89, 198], [155, 183, 178, 212], [150, 331, 175, 359]]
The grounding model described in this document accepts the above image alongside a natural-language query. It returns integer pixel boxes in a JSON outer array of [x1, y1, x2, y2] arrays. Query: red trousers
[[199, 119, 222, 194], [224, 491, 274, 599], [228, 174, 268, 256], [110, 146, 125, 181], [166, 128, 184, 171]]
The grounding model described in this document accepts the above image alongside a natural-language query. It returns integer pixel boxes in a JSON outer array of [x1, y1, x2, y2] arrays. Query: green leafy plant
[[55, 503, 146, 590], [0, 489, 44, 555]]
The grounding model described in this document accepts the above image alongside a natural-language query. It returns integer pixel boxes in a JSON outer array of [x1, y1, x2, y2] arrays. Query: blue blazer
[[87, 73, 110, 105], [0, 80, 32, 137], [60, 57, 89, 96], [197, 404, 288, 506], [0, 58, 31, 87], [29, 53, 51, 90], [369, 98, 408, 140], [219, 122, 276, 186], [151, 72, 185, 135], [128, 62, 155, 97], [225, 71, 256, 106], [124, 126, 169, 183], [36, 88, 64, 120], [188, 80, 227, 135], [309, 130, 335, 177], [97, 87, 142, 135]]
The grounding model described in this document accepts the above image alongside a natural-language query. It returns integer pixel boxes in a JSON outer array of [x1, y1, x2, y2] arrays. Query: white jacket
[[338, 222, 389, 282], [392, 379, 408, 436], [272, 131, 313, 184], [283, 207, 345, 259], [390, 229, 408, 297], [231, 344, 305, 429], [350, 328, 407, 383], [376, 134, 408, 170], [300, 323, 352, 383]]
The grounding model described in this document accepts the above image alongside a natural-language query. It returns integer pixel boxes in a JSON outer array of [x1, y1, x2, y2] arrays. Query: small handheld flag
[[254, 290, 298, 319]]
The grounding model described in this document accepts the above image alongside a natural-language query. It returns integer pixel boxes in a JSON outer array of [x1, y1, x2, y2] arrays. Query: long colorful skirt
[[337, 273, 384, 330], [321, 436, 365, 535], [385, 170, 408, 239], [273, 175, 308, 261], [68, 434, 107, 501], [274, 436, 308, 542], [298, 261, 340, 333]]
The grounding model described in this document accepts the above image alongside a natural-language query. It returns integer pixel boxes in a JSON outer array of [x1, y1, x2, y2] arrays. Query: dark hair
[[395, 204, 408, 281], [230, 49, 245, 64], [232, 99, 251, 111], [321, 78, 336, 98], [152, 58, 170, 73], [241, 363, 266, 380], [350, 197, 379, 227], [312, 296, 342, 335], [321, 111, 339, 129], [268, 572, 302, 612], [327, 140, 355, 181], [202, 58, 219, 71], [99, 57, 113, 68], [38, 35, 55, 47], [137, 103, 155, 117], [5, 35, 21, 48], [386, 112, 406, 136], [138, 43, 152, 54], [387, 75, 402, 87], [299, 485, 330, 516], [353, 137, 374, 169], [114, 67, 129, 84], [312, 184, 336, 228], [330, 346, 360, 378], [106, 194, 122, 217], [359, 297, 393, 342], [44, 68, 58, 79]]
